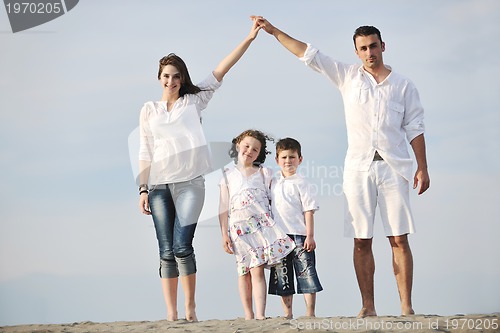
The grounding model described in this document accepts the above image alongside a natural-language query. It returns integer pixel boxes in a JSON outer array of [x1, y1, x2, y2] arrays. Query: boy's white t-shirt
[[271, 173, 319, 236]]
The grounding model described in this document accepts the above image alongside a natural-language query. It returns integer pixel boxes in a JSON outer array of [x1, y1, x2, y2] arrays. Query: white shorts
[[343, 160, 415, 238]]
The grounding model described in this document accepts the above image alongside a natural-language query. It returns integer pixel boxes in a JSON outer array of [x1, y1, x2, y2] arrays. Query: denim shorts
[[268, 234, 323, 295]]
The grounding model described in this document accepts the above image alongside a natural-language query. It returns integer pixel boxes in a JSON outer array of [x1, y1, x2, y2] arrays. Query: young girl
[[218, 129, 295, 320]]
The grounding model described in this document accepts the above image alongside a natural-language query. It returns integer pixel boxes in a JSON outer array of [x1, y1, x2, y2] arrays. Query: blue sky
[[1, 0, 499, 326]]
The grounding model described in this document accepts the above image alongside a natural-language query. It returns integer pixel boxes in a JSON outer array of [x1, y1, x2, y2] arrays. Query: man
[[253, 16, 430, 317]]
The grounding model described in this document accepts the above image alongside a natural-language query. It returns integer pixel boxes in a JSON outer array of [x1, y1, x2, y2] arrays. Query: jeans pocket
[[189, 175, 205, 189]]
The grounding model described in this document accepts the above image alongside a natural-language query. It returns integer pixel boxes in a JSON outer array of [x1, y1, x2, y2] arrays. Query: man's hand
[[250, 15, 275, 35], [413, 167, 430, 195]]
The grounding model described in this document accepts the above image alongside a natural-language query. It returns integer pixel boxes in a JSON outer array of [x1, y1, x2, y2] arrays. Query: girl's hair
[[157, 53, 202, 96], [229, 129, 274, 166]]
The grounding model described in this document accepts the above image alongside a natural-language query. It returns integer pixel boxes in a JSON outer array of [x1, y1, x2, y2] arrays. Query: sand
[[1, 314, 499, 333]]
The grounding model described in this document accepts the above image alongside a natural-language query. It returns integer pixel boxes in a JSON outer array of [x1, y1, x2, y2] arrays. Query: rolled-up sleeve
[[403, 84, 425, 143], [299, 43, 319, 66], [138, 103, 153, 162], [299, 43, 349, 88], [195, 73, 223, 112]]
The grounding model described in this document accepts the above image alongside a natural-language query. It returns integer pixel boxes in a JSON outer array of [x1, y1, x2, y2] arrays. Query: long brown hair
[[157, 53, 201, 96]]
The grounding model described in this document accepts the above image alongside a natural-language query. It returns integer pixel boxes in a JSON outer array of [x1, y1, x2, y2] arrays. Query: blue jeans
[[268, 234, 323, 295], [148, 176, 205, 278]]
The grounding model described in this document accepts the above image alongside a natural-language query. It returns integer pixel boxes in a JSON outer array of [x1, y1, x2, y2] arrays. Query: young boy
[[269, 137, 323, 318]]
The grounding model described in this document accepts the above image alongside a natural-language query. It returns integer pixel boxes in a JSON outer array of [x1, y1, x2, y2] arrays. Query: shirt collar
[[278, 172, 299, 181], [358, 65, 393, 85], [358, 64, 393, 73]]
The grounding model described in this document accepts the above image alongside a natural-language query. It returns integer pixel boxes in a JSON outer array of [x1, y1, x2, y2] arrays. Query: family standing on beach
[[137, 16, 430, 321]]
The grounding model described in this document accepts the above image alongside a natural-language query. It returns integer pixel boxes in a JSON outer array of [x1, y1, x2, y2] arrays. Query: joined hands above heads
[[250, 15, 275, 35]]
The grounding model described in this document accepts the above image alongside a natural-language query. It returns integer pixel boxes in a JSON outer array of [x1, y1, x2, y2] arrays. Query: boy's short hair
[[276, 137, 302, 158]]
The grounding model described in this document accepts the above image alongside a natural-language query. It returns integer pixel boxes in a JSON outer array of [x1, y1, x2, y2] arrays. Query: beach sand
[[1, 314, 498, 333]]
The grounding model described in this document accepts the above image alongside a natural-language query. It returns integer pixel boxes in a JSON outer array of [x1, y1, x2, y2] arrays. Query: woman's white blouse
[[139, 73, 222, 184]]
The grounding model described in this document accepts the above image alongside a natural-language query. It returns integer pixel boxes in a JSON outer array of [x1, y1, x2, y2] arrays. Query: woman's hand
[[212, 16, 262, 82], [139, 193, 151, 215], [250, 15, 275, 35], [247, 15, 262, 41]]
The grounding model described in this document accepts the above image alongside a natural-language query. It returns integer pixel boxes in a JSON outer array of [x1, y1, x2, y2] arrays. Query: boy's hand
[[304, 236, 316, 252]]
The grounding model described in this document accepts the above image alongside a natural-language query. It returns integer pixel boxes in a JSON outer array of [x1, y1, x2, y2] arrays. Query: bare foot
[[357, 307, 377, 318], [186, 312, 198, 322], [305, 311, 316, 318], [185, 303, 197, 322], [401, 307, 415, 316], [166, 310, 178, 321], [244, 311, 255, 320]]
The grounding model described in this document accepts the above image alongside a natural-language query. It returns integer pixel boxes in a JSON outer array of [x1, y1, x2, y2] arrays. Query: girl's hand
[[139, 193, 151, 215], [222, 235, 234, 254]]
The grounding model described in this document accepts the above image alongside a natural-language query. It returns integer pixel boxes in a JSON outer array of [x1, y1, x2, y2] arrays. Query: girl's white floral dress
[[220, 165, 295, 276]]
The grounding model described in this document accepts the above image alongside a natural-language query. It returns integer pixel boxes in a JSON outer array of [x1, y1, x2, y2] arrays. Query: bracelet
[[139, 190, 149, 195]]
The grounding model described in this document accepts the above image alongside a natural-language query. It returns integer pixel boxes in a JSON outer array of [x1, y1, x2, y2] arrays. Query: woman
[[138, 19, 261, 321]]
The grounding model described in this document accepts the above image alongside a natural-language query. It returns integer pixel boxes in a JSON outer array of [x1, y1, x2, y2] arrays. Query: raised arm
[[212, 18, 261, 82], [252, 15, 307, 58]]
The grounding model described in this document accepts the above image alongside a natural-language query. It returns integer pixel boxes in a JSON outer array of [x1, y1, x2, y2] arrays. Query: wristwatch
[[139, 184, 148, 193]]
